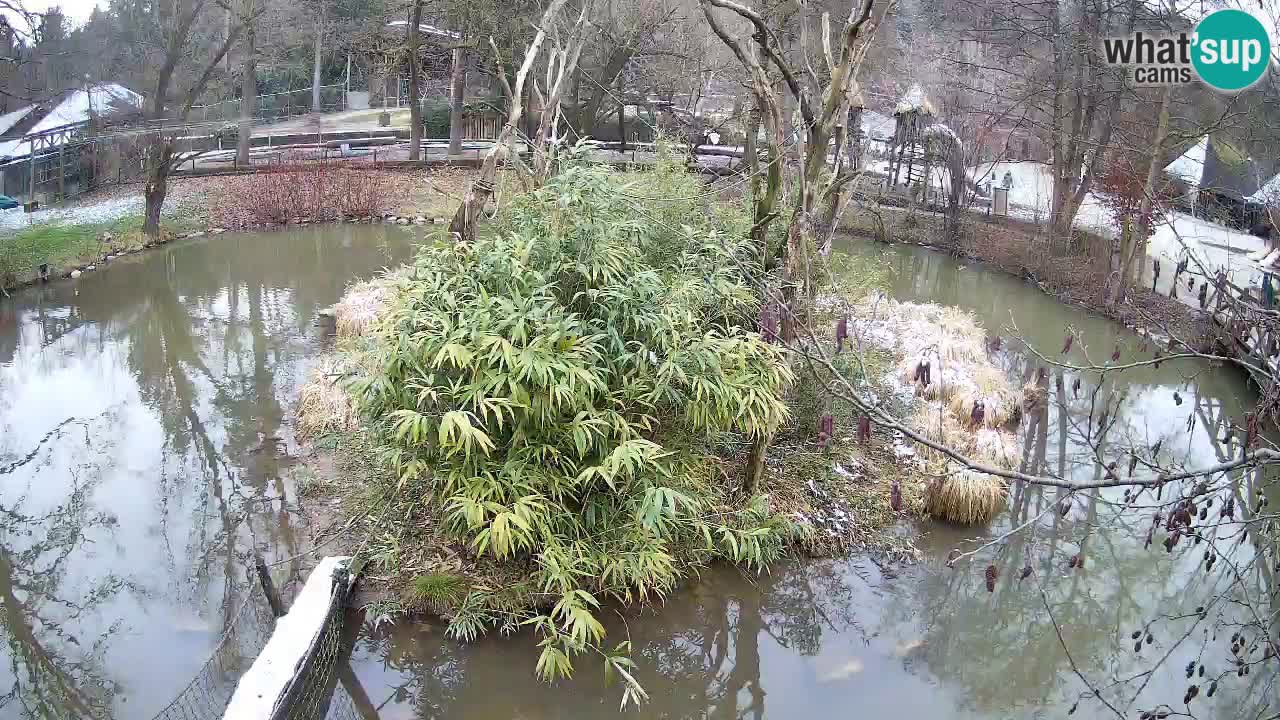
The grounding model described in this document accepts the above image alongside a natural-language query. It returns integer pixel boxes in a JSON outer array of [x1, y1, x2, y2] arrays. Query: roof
[[894, 84, 936, 116], [0, 105, 35, 136], [1164, 136, 1207, 186], [1248, 171, 1280, 205], [923, 123, 959, 144], [0, 84, 143, 161], [861, 110, 894, 141], [1199, 135, 1262, 200]]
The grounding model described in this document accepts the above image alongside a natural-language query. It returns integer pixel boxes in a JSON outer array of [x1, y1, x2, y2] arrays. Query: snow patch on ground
[[0, 193, 144, 231], [1146, 211, 1266, 295], [967, 161, 1118, 232]]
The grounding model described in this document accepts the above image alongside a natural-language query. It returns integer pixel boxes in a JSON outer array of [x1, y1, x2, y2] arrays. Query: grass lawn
[[0, 214, 198, 291]]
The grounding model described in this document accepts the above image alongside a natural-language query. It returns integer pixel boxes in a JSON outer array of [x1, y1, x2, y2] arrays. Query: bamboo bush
[[354, 160, 794, 704]]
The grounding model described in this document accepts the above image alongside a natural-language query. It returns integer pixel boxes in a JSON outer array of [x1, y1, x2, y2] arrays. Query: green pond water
[[0, 229, 1273, 719]]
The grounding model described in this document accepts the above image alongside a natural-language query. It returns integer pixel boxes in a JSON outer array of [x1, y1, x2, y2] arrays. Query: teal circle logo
[[1192, 9, 1272, 91]]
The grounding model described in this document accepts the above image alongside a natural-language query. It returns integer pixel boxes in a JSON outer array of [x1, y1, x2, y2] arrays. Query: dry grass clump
[[923, 468, 1007, 525], [1021, 380, 1047, 413], [850, 296, 1018, 526], [947, 365, 1019, 428], [333, 281, 391, 340], [297, 356, 360, 438]]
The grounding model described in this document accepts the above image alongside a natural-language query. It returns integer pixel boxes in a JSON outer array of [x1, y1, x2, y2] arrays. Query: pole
[[57, 144, 65, 200], [254, 553, 286, 617], [616, 74, 625, 153]]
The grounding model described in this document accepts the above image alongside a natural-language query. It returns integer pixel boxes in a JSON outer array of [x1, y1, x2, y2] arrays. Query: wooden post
[[57, 144, 65, 200], [617, 74, 626, 153], [28, 150, 35, 204], [254, 553, 286, 617]]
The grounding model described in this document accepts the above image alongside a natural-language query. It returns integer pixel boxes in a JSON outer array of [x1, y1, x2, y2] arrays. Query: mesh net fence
[[270, 568, 361, 720], [147, 571, 278, 720], [146, 562, 365, 720]]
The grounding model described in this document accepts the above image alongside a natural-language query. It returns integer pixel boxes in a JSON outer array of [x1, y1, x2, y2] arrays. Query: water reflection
[[350, 560, 971, 720], [348, 240, 1274, 719], [0, 225, 416, 719]]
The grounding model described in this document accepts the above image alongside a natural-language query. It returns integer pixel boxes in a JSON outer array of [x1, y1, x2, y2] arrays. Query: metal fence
[[190, 85, 348, 125], [148, 571, 279, 720], [272, 566, 360, 720], [142, 559, 371, 720]]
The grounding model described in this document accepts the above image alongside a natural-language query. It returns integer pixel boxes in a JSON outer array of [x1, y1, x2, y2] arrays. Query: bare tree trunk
[[311, 5, 324, 114], [407, 0, 422, 161], [143, 138, 171, 238], [745, 432, 771, 495], [744, 102, 761, 202], [449, 0, 570, 242], [1123, 86, 1172, 287], [447, 47, 466, 155], [224, 7, 233, 71], [944, 141, 965, 248], [236, 17, 256, 166]]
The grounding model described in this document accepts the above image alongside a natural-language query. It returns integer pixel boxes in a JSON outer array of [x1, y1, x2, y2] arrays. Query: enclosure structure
[[844, 89, 866, 173], [886, 84, 936, 190]]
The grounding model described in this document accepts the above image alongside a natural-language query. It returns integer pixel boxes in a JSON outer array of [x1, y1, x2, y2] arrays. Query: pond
[[0, 230, 1272, 719], [0, 224, 418, 719], [347, 240, 1274, 719]]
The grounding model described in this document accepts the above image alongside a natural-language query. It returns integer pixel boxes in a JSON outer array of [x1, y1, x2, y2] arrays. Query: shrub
[[225, 163, 388, 225], [354, 161, 792, 703], [422, 99, 451, 138], [923, 469, 1007, 525]]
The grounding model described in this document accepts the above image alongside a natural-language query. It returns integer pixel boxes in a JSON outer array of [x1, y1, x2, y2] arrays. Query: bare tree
[[141, 0, 245, 239], [235, 0, 258, 166], [407, 0, 423, 160], [447, 0, 588, 242]]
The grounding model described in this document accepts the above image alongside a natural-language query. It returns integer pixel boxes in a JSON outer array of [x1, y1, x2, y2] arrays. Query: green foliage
[[355, 160, 794, 703], [409, 571, 467, 609], [422, 99, 451, 138], [0, 213, 200, 290]]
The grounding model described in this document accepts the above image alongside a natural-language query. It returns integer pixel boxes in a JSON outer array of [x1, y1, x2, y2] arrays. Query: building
[[1163, 134, 1276, 232], [0, 83, 142, 203]]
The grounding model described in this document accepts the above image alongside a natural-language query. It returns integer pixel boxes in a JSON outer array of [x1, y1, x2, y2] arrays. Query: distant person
[[1002, 170, 1014, 190]]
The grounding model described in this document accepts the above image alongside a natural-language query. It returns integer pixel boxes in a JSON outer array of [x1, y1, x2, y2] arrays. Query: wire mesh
[[141, 561, 361, 720], [147, 572, 278, 720], [271, 568, 356, 720]]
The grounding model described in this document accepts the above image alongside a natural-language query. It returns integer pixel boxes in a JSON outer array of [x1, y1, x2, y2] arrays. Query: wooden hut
[[886, 84, 936, 189]]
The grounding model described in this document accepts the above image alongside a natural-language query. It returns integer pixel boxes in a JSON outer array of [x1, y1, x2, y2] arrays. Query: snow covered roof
[[385, 20, 462, 39], [923, 122, 960, 144], [0, 105, 35, 136], [894, 84, 936, 116], [0, 84, 143, 161], [1164, 136, 1207, 186], [861, 110, 894, 141], [1247, 171, 1280, 205]]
